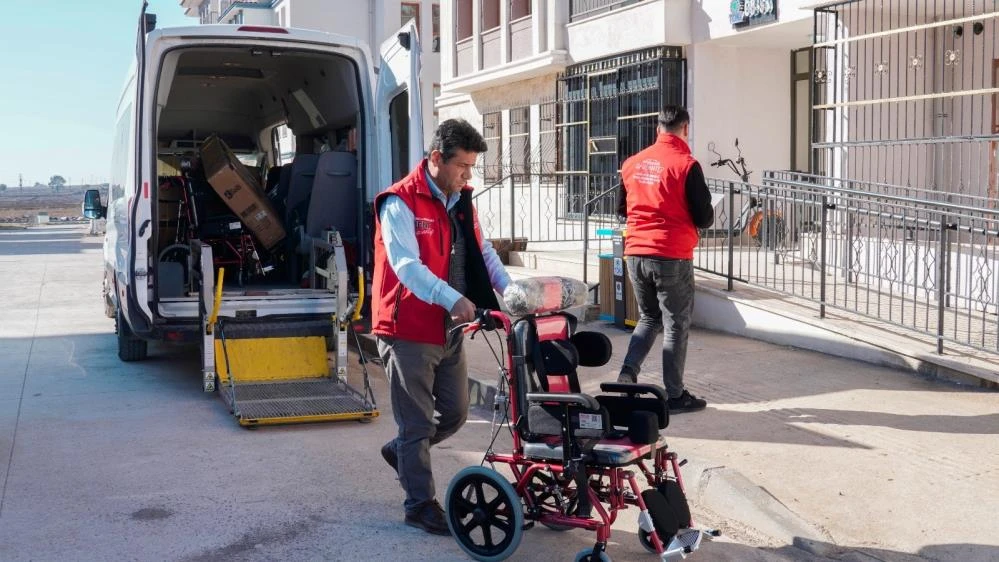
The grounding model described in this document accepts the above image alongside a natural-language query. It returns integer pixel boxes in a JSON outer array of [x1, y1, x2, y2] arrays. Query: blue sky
[[0, 1, 193, 188]]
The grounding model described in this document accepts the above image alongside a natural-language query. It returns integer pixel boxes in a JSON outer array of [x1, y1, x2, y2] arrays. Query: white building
[[435, 0, 998, 242], [179, 0, 443, 152]]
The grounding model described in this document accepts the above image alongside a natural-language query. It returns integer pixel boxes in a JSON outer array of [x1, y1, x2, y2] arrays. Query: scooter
[[704, 139, 785, 250]]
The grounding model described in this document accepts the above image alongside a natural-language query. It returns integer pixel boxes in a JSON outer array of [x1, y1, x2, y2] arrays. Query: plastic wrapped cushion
[[502, 276, 588, 316]]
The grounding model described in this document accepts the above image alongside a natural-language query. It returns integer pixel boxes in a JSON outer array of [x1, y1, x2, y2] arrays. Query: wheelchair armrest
[[526, 392, 601, 411], [599, 383, 668, 402]]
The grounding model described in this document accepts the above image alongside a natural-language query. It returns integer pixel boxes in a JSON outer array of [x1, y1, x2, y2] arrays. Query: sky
[[0, 1, 193, 188]]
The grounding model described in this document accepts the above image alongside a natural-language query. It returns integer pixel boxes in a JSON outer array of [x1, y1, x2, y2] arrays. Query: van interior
[[153, 45, 364, 299]]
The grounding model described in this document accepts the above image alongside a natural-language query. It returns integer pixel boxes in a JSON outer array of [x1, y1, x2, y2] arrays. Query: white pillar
[[472, 0, 482, 72], [443, 0, 455, 79], [531, 0, 544, 55], [500, 0, 510, 64]]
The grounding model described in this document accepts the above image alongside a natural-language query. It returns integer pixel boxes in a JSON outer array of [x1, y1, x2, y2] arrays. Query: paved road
[[0, 225, 994, 561]]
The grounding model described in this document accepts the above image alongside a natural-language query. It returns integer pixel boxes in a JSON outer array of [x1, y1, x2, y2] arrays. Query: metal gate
[[556, 46, 686, 217], [812, 0, 999, 203]]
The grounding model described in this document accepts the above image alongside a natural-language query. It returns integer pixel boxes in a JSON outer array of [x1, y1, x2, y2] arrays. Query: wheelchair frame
[[445, 310, 716, 562]]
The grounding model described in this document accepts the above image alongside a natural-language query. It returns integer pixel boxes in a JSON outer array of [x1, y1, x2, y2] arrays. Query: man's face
[[428, 148, 478, 195]]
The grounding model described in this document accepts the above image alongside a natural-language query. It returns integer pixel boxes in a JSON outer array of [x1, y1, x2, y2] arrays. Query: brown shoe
[[405, 499, 450, 536]]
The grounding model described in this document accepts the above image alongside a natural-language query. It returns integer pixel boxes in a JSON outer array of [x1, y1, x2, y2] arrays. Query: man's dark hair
[[429, 118, 489, 161], [657, 105, 690, 133]]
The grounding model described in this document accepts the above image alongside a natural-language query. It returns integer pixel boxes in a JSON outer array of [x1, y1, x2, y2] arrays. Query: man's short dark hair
[[658, 105, 690, 133], [429, 118, 489, 162]]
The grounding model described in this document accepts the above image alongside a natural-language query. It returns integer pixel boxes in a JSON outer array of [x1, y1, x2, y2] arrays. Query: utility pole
[[19, 174, 23, 191]]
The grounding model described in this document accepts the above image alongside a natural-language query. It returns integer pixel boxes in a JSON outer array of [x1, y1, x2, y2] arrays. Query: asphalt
[[0, 224, 996, 562]]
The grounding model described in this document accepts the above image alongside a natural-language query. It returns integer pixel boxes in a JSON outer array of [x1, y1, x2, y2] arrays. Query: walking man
[[616, 105, 714, 413], [373, 119, 511, 534]]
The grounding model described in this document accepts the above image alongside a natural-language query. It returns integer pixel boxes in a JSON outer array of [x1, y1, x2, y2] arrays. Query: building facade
[[437, 0, 999, 242], [435, 0, 821, 240]]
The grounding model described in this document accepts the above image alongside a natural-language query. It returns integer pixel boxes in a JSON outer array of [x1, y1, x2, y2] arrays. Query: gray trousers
[[377, 331, 468, 513], [620, 256, 695, 399]]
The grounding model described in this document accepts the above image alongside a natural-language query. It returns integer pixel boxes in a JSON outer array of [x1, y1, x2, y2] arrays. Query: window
[[401, 2, 420, 31], [389, 91, 411, 182], [482, 111, 502, 183], [482, 0, 500, 30], [456, 0, 473, 41], [510, 0, 531, 20], [432, 4, 440, 46], [509, 106, 530, 175]]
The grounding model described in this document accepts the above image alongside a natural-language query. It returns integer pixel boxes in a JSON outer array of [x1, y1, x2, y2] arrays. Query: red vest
[[371, 161, 497, 345], [620, 133, 699, 260]]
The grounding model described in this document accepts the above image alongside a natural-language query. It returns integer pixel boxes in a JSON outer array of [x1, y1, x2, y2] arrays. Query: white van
[[83, 14, 423, 424]]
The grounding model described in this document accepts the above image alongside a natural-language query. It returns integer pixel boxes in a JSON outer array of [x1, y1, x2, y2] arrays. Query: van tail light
[[237, 26, 288, 34]]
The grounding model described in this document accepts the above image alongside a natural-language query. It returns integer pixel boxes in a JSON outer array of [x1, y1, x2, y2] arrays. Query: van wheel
[[116, 308, 148, 362]]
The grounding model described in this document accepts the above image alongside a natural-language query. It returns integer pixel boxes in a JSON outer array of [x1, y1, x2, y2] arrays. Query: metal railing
[[569, 0, 644, 22], [473, 171, 621, 256], [696, 176, 999, 355], [474, 168, 999, 356]]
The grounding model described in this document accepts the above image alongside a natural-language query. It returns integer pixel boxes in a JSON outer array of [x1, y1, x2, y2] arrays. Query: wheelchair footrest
[[662, 528, 705, 560]]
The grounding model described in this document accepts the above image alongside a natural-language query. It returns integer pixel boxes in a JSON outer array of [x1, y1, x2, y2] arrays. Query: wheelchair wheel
[[445, 466, 524, 562], [573, 548, 611, 562]]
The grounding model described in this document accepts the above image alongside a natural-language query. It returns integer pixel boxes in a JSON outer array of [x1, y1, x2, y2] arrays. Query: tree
[[49, 175, 66, 192], [0, 184, 6, 192]]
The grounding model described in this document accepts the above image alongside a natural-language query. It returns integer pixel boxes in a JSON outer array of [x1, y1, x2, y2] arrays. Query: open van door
[[375, 20, 424, 191]]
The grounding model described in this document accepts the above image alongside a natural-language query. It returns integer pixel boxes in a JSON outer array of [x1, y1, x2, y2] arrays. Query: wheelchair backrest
[[510, 312, 613, 440]]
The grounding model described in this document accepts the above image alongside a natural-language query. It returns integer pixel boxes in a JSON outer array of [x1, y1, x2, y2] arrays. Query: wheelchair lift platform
[[198, 236, 377, 427]]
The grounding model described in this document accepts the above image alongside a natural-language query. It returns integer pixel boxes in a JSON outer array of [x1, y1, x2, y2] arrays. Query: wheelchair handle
[[598, 382, 668, 402], [451, 308, 510, 336], [526, 392, 601, 411]]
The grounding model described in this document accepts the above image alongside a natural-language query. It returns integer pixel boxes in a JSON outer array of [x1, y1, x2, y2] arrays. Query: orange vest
[[371, 161, 499, 345], [620, 133, 699, 260]]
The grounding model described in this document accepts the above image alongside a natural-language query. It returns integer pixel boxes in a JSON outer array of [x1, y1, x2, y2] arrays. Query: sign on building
[[729, 0, 777, 27]]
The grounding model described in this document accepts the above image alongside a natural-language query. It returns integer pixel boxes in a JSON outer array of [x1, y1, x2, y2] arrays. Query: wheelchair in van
[[445, 284, 717, 561]]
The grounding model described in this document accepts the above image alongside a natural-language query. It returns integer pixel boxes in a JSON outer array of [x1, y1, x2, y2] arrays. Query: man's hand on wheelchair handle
[[449, 296, 476, 324]]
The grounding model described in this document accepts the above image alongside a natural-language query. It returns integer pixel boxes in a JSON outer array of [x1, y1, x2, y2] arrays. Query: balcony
[[570, 0, 644, 22], [220, 0, 271, 22], [481, 26, 502, 69], [446, 1, 569, 94]]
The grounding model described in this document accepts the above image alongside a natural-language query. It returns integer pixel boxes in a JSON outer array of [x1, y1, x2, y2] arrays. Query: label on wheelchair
[[578, 412, 603, 430]]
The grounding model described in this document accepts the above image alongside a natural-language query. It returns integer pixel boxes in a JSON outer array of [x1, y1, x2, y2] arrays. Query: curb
[[692, 281, 999, 389]]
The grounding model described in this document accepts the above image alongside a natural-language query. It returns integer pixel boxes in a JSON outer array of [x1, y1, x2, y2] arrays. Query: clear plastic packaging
[[502, 276, 588, 316]]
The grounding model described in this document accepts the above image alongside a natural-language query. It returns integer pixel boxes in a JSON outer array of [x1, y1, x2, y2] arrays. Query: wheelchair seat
[[523, 435, 668, 466]]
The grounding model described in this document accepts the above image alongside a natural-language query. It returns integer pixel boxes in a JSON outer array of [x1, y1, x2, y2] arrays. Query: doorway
[[790, 47, 812, 173]]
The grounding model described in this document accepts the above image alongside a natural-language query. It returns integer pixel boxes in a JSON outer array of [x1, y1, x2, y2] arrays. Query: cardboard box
[[199, 136, 286, 250]]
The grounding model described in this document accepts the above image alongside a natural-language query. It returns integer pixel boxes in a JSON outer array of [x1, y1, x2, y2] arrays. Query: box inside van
[[154, 42, 366, 292]]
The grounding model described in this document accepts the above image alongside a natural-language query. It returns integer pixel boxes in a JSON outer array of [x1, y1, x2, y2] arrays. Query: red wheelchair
[[446, 306, 718, 561]]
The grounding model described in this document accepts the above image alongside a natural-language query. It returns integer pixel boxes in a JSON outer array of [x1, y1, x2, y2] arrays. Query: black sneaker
[[381, 441, 398, 475], [405, 499, 451, 536], [616, 370, 637, 384], [667, 390, 707, 413]]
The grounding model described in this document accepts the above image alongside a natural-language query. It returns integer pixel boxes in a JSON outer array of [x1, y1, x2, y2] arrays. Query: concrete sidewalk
[[461, 320, 999, 561], [2, 224, 995, 561]]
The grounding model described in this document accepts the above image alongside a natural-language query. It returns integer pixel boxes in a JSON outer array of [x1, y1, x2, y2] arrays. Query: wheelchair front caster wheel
[[638, 529, 658, 554], [446, 466, 524, 561], [574, 548, 611, 562]]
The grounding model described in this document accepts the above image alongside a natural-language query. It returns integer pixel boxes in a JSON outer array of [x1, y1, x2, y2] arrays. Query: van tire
[[116, 308, 148, 362]]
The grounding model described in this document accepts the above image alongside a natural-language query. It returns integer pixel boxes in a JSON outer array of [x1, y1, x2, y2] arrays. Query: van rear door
[[375, 20, 424, 190], [124, 4, 156, 335]]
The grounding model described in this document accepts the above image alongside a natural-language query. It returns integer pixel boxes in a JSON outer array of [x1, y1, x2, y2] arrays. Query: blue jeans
[[620, 256, 695, 399]]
